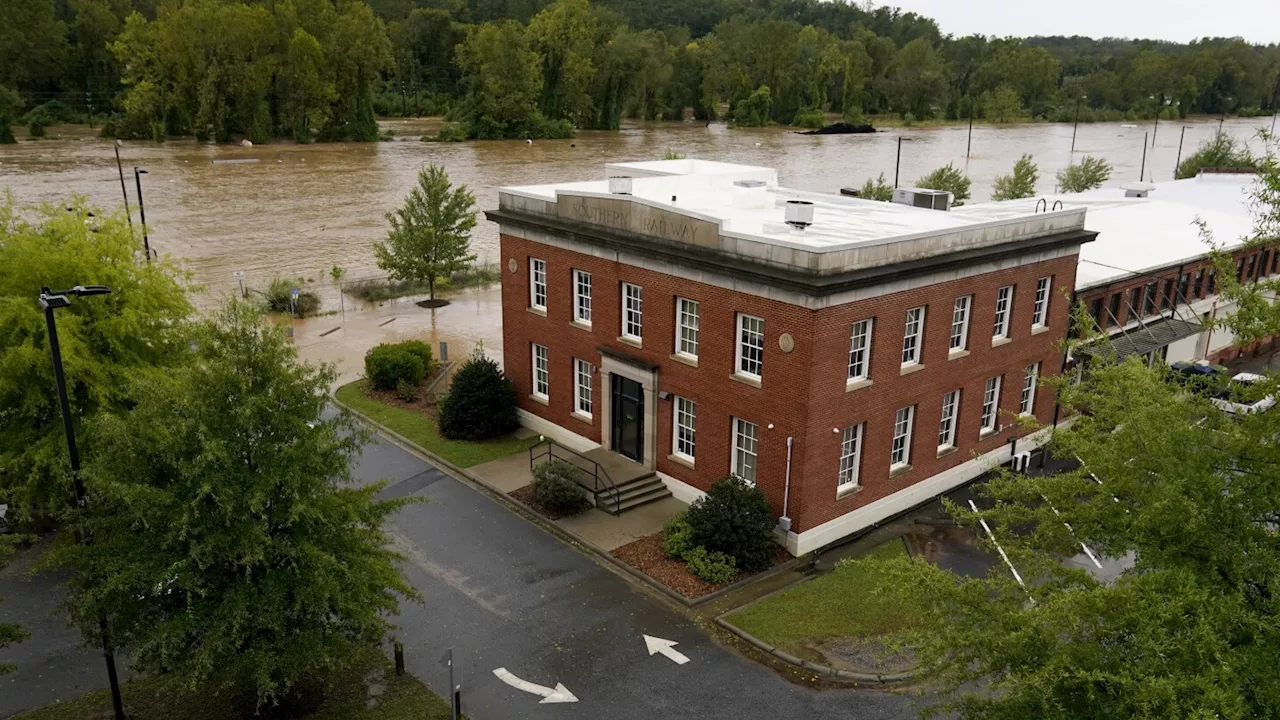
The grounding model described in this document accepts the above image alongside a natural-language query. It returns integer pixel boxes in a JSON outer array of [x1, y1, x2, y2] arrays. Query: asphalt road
[[355, 434, 917, 720], [0, 429, 918, 719]]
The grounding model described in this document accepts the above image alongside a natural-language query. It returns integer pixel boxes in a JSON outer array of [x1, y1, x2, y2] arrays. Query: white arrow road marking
[[492, 668, 578, 704], [643, 635, 690, 665]]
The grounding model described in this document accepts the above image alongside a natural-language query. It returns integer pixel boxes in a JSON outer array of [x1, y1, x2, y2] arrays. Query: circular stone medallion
[[778, 333, 795, 353]]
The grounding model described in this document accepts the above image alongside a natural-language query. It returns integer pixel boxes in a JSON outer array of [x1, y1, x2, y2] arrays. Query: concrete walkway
[[467, 453, 687, 552]]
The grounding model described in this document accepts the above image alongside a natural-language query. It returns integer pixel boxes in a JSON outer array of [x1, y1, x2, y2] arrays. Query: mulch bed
[[360, 365, 447, 416], [613, 533, 789, 600], [509, 484, 591, 520]]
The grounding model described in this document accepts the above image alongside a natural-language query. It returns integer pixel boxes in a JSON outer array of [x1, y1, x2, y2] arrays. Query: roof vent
[[607, 176, 632, 195], [1122, 182, 1155, 198], [733, 179, 771, 209], [892, 187, 952, 211], [784, 200, 814, 231]]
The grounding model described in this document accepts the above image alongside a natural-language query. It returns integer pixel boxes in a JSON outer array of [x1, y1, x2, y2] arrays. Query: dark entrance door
[[611, 374, 644, 463]]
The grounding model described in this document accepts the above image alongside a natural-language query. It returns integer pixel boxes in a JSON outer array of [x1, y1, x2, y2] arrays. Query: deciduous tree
[[374, 164, 477, 303], [1057, 155, 1112, 193], [917, 163, 971, 205], [992, 154, 1039, 200]]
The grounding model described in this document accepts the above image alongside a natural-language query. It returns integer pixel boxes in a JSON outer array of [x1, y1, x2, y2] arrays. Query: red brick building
[[488, 160, 1095, 555]]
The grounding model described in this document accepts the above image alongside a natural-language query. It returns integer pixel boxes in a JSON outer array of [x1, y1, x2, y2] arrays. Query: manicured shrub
[[683, 546, 738, 584], [532, 460, 589, 514], [395, 378, 419, 402], [686, 475, 777, 573], [396, 340, 434, 371], [438, 355, 519, 440], [364, 344, 425, 391], [661, 511, 694, 559]]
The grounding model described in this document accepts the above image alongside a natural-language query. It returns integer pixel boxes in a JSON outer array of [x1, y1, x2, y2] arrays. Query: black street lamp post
[[133, 167, 151, 263], [39, 285, 128, 720]]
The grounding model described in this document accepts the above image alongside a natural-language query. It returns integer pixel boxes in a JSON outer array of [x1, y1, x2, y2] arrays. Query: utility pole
[[894, 136, 903, 188], [133, 167, 150, 263], [113, 141, 133, 238], [966, 96, 974, 159], [1175, 126, 1188, 179], [1070, 96, 1082, 154], [1140, 132, 1148, 182]]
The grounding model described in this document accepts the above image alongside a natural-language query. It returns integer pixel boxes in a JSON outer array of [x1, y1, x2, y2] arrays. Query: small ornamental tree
[[858, 172, 894, 201], [917, 163, 972, 206], [1057, 155, 1112, 193], [374, 164, 478, 304], [686, 476, 776, 572], [49, 303, 419, 707], [439, 353, 519, 440], [992, 154, 1039, 200]]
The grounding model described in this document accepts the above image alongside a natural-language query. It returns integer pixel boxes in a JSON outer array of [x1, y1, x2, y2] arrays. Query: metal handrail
[[528, 439, 622, 515]]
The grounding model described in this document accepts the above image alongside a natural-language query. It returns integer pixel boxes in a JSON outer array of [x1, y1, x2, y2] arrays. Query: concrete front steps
[[580, 448, 672, 514]]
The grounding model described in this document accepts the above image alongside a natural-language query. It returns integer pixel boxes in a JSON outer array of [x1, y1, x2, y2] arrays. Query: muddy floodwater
[[2, 115, 1272, 375]]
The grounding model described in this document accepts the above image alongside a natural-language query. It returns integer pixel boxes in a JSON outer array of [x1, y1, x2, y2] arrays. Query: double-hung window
[[1127, 287, 1142, 320], [837, 424, 863, 492], [736, 313, 764, 378], [1032, 277, 1051, 327], [532, 344, 549, 400], [847, 319, 873, 381], [993, 286, 1013, 339], [573, 358, 592, 418], [950, 296, 971, 351], [673, 397, 696, 462], [529, 258, 547, 310], [622, 282, 643, 340], [1019, 362, 1039, 416], [731, 417, 758, 484], [1107, 293, 1122, 327], [890, 406, 915, 470], [1143, 282, 1158, 316], [1193, 269, 1206, 298], [676, 297, 699, 358], [938, 389, 960, 450], [902, 306, 925, 365], [980, 376, 1001, 433], [573, 269, 592, 325]]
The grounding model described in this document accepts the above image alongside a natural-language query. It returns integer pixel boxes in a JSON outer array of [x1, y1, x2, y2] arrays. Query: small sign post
[[440, 648, 461, 720], [233, 271, 245, 298], [290, 288, 300, 318]]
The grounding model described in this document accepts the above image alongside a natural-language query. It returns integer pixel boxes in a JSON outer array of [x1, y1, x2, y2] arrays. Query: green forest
[[2, 0, 1278, 142]]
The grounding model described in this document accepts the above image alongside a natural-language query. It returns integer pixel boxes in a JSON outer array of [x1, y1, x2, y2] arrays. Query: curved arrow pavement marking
[[492, 667, 579, 704], [643, 635, 690, 664]]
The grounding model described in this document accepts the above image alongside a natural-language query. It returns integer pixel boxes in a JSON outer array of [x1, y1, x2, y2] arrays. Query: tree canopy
[[374, 164, 478, 301], [1057, 155, 1113, 193], [917, 163, 972, 205], [1175, 130, 1258, 180], [992, 153, 1039, 200]]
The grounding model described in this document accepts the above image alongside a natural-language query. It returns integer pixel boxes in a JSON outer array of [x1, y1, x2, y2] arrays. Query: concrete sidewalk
[[467, 453, 687, 552]]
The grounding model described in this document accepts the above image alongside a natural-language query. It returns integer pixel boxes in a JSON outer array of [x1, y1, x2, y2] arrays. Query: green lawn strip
[[725, 540, 924, 657], [335, 380, 536, 468], [13, 651, 452, 720]]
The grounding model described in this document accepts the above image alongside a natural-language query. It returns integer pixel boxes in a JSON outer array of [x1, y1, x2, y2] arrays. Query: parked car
[[1210, 372, 1277, 415]]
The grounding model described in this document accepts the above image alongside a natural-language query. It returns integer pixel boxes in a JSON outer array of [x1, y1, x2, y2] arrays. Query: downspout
[[778, 436, 793, 533]]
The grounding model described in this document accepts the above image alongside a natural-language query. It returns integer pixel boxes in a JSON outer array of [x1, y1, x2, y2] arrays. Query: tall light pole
[[133, 167, 150, 263], [1175, 126, 1189, 179], [894, 136, 912, 188], [965, 96, 974, 160], [113, 141, 133, 238], [39, 285, 128, 720], [1070, 95, 1084, 154]]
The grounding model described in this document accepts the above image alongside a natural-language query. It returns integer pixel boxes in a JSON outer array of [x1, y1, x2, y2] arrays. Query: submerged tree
[[917, 163, 972, 205], [49, 303, 420, 706], [1056, 155, 1112, 193], [374, 164, 477, 304], [991, 153, 1039, 200], [0, 536, 30, 675], [0, 85, 21, 143], [876, 134, 1280, 719], [1175, 130, 1257, 179], [857, 172, 894, 201]]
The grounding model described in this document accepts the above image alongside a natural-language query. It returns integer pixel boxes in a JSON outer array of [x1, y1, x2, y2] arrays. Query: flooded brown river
[[2, 115, 1271, 377]]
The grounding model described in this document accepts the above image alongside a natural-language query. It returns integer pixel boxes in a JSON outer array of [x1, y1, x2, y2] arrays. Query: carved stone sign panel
[[557, 193, 719, 249]]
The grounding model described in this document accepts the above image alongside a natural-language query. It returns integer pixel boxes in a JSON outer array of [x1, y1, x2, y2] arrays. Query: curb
[[332, 390, 701, 609], [713, 617, 916, 685]]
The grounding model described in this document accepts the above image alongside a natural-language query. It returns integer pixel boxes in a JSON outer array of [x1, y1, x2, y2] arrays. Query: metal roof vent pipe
[[784, 200, 814, 233], [607, 176, 632, 195]]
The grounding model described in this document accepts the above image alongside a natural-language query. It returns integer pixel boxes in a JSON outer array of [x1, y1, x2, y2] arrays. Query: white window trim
[[950, 296, 971, 351], [532, 344, 549, 400], [731, 417, 758, 485], [672, 396, 696, 463], [735, 313, 765, 379], [573, 269, 592, 326], [622, 282, 643, 341], [981, 375, 1002, 433], [529, 257, 547, 311], [573, 358, 592, 418], [837, 423, 863, 492], [890, 405, 915, 470], [1032, 277, 1051, 328], [902, 306, 925, 366], [993, 285, 1013, 340], [847, 318, 873, 381], [675, 297, 699, 359], [1020, 362, 1039, 416], [938, 389, 960, 450]]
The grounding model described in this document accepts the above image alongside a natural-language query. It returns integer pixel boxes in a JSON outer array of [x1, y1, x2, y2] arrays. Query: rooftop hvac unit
[[891, 187, 952, 211], [607, 176, 633, 195], [784, 200, 814, 230]]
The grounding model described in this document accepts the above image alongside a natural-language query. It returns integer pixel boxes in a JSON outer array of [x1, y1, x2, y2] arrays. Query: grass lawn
[[725, 540, 925, 658], [336, 380, 537, 468], [13, 651, 452, 720]]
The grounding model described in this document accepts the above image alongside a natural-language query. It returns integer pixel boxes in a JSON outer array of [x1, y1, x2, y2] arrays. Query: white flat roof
[[503, 159, 1083, 254], [957, 173, 1259, 289]]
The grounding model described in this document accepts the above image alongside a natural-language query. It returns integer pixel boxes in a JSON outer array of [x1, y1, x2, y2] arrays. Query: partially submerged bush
[[265, 277, 321, 316]]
